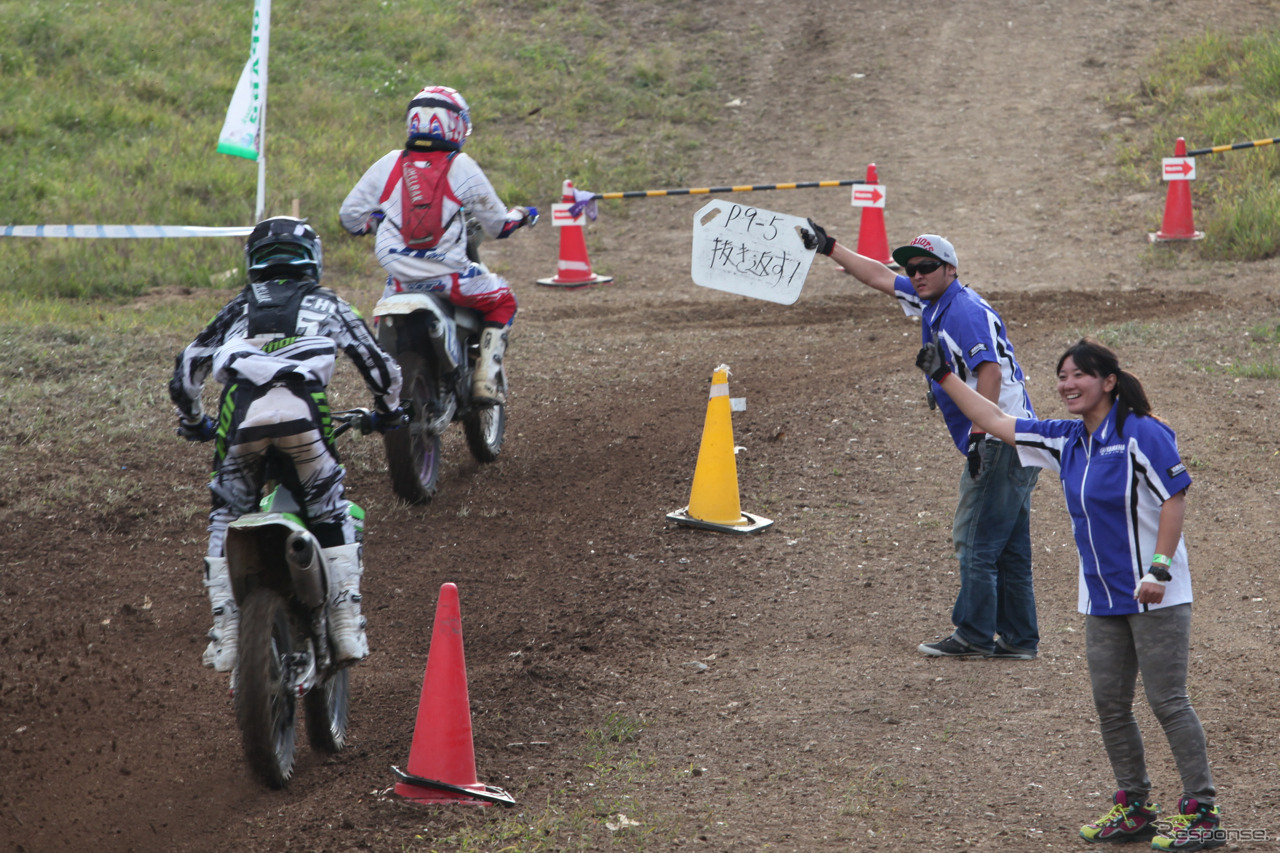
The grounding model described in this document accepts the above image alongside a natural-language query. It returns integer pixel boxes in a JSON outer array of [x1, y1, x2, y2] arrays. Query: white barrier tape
[[2, 224, 254, 238]]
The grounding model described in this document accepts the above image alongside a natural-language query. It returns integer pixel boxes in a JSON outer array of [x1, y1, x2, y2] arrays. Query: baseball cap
[[891, 234, 958, 269]]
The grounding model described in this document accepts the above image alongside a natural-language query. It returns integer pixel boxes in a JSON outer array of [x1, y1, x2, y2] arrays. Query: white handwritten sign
[[690, 200, 815, 305]]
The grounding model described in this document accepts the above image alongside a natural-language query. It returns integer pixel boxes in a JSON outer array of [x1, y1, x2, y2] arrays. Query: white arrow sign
[[1162, 157, 1196, 181], [550, 202, 584, 227], [851, 184, 886, 208]]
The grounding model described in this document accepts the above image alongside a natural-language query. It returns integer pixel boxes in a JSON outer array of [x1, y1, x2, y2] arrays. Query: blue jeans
[[950, 440, 1040, 653]]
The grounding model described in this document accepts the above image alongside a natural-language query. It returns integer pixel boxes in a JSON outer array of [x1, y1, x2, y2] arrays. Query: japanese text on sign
[[690, 200, 815, 305]]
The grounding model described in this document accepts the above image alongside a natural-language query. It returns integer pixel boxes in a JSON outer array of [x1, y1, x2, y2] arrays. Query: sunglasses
[[904, 260, 944, 277]]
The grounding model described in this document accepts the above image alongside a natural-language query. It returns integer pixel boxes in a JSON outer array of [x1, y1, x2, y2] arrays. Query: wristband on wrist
[[1151, 553, 1172, 568]]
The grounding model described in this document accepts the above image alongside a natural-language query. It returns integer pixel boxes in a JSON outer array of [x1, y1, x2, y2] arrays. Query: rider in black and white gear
[[170, 217, 403, 672]]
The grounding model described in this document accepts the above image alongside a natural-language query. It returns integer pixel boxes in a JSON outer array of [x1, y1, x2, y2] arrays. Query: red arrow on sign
[[852, 187, 884, 204], [1163, 160, 1194, 177]]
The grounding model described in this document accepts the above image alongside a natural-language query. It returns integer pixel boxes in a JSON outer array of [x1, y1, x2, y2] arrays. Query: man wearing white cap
[[802, 221, 1040, 660]]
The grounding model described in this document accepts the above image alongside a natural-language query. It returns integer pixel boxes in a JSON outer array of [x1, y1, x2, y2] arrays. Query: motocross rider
[[338, 84, 537, 406], [170, 216, 404, 672]]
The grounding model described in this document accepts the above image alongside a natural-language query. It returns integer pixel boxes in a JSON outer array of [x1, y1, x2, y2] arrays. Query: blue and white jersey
[[1014, 404, 1193, 616], [895, 278, 1035, 453]]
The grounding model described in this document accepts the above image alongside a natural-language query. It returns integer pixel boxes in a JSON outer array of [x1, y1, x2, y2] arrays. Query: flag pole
[[254, 0, 271, 222]]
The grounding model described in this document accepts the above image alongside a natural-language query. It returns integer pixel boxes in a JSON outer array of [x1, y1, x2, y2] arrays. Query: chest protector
[[244, 278, 322, 338], [380, 149, 458, 250]]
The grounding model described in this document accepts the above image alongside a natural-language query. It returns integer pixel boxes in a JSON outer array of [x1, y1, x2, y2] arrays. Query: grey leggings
[[1086, 603, 1215, 804]]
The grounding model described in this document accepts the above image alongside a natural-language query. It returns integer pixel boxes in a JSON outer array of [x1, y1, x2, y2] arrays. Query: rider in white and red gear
[[339, 85, 536, 405]]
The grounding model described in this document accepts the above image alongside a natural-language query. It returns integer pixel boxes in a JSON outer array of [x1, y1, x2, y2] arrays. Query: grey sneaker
[[988, 641, 1037, 660], [918, 635, 987, 657]]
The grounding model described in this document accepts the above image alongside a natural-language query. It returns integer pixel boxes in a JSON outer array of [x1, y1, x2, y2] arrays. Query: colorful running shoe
[[1151, 797, 1224, 851], [1080, 790, 1161, 843]]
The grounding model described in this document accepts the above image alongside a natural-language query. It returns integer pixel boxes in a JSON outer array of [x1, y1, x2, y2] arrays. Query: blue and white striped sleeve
[[1013, 417, 1074, 475]]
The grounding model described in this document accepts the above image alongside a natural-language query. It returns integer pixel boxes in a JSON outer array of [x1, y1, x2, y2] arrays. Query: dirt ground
[[5, 1, 1280, 851]]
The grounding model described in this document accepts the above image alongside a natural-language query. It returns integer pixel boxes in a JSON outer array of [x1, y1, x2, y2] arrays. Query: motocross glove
[[801, 219, 836, 256], [177, 414, 217, 442], [519, 206, 539, 227], [967, 430, 986, 480], [915, 341, 952, 383]]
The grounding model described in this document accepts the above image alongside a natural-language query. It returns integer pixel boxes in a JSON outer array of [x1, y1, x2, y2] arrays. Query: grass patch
[[397, 711, 682, 852], [1, 0, 734, 301], [1107, 28, 1280, 259], [1067, 321, 1176, 349]]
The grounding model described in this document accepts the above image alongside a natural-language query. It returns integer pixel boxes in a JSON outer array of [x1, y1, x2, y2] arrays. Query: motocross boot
[[322, 544, 369, 664], [202, 556, 239, 672], [472, 326, 508, 406]]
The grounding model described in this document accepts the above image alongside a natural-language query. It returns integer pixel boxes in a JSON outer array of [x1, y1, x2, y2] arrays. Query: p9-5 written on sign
[[690, 200, 815, 305]]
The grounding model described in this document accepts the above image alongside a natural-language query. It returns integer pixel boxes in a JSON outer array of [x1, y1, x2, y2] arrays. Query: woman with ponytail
[[915, 337, 1223, 851]]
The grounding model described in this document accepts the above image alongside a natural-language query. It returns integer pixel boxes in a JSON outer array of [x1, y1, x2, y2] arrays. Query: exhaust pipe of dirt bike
[[285, 531, 326, 610]]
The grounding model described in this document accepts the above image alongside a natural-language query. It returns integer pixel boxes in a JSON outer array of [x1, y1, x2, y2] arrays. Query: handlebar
[[331, 408, 408, 438], [331, 410, 366, 439]]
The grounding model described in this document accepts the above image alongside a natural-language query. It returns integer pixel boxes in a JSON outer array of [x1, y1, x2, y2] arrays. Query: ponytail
[[1056, 338, 1157, 435], [1111, 369, 1152, 436]]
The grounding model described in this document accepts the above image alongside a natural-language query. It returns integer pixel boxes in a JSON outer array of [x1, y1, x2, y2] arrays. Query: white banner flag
[[217, 0, 270, 161]]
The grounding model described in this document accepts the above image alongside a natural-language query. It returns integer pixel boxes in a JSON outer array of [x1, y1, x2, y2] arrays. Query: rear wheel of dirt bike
[[235, 588, 298, 788], [464, 402, 505, 463], [382, 351, 441, 504], [304, 666, 349, 753]]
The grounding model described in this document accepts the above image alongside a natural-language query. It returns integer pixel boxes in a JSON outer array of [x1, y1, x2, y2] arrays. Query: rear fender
[[225, 512, 314, 606], [374, 293, 464, 371]]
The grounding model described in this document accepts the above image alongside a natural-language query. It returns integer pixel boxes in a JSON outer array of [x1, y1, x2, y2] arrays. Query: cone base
[[666, 506, 773, 534], [394, 781, 492, 806], [1149, 230, 1205, 242], [392, 766, 516, 807], [536, 273, 614, 289]]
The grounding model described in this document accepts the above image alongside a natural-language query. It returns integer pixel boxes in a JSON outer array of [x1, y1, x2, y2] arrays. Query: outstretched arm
[[915, 343, 1018, 445], [800, 219, 898, 295]]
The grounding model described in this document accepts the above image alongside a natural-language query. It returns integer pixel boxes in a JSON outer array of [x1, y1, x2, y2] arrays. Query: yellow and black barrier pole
[[589, 178, 863, 200], [1186, 136, 1280, 157]]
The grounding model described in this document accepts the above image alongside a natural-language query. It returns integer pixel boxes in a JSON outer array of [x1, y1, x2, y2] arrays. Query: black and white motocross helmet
[[245, 216, 323, 283]]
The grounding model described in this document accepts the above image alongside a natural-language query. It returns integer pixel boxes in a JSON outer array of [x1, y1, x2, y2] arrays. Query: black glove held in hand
[[967, 431, 986, 480], [801, 219, 836, 256], [915, 341, 952, 383]]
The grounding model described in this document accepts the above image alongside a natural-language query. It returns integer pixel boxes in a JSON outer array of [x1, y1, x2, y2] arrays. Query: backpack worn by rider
[[244, 278, 324, 338], [379, 149, 459, 250]]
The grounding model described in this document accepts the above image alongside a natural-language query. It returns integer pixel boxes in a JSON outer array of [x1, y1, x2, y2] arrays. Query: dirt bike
[[224, 408, 385, 788], [372, 211, 533, 503]]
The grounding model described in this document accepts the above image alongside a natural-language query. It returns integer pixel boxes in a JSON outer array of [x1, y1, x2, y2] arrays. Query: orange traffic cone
[[392, 583, 515, 807], [854, 163, 894, 266], [666, 365, 772, 534], [1151, 138, 1204, 242], [536, 179, 614, 288]]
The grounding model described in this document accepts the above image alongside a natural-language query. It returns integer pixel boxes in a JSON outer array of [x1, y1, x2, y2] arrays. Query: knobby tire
[[305, 666, 350, 753], [235, 588, 298, 789], [383, 351, 441, 504]]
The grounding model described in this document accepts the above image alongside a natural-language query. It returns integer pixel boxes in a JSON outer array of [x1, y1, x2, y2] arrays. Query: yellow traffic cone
[[666, 365, 772, 534]]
